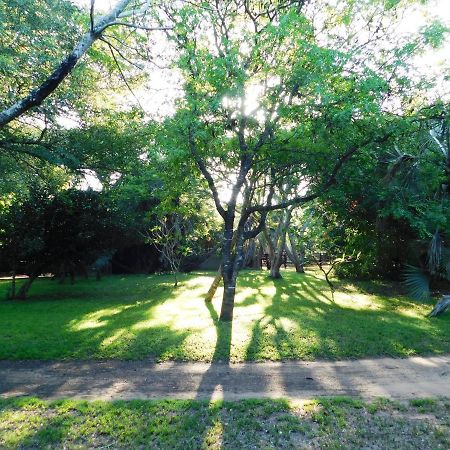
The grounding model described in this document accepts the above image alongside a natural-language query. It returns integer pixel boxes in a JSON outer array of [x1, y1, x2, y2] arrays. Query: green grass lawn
[[1, 396, 448, 449], [0, 270, 448, 361]]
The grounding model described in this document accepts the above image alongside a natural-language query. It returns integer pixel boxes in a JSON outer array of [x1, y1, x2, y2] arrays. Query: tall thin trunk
[[205, 265, 222, 302], [14, 273, 38, 300], [9, 255, 17, 299], [10, 271, 16, 299], [267, 207, 293, 279], [287, 232, 305, 273]]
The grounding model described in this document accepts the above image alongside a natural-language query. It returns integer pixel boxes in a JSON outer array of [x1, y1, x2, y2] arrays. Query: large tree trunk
[[220, 277, 237, 321], [206, 228, 242, 303], [269, 260, 283, 278], [219, 224, 245, 322]]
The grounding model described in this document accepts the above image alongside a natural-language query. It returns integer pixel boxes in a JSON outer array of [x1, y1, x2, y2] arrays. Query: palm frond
[[403, 265, 431, 301]]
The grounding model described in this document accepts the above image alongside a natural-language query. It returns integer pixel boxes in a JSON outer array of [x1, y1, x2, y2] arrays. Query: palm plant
[[401, 113, 450, 315]]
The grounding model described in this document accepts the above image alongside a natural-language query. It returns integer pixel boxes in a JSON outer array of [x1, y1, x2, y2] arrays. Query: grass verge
[[0, 396, 448, 449]]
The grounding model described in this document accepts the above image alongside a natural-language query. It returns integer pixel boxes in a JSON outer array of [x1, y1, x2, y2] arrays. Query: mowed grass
[[0, 396, 448, 449], [0, 269, 448, 361]]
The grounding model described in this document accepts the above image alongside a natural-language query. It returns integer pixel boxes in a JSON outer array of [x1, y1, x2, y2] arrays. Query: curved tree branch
[[0, 0, 152, 129]]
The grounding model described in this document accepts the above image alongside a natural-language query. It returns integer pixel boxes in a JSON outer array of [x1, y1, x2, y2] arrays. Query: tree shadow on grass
[[0, 396, 314, 449], [194, 300, 305, 448], [0, 274, 210, 361], [244, 272, 450, 362]]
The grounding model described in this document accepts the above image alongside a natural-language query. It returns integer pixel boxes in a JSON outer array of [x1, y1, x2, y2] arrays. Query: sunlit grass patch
[[0, 269, 448, 361]]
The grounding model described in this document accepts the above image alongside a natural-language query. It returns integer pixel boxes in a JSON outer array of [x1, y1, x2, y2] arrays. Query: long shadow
[[195, 296, 306, 448], [0, 274, 208, 361], [1, 395, 318, 449], [246, 270, 450, 364]]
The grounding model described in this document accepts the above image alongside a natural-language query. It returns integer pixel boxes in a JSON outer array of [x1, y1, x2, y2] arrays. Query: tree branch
[[0, 0, 154, 128], [103, 40, 144, 111], [104, 22, 172, 32], [90, 0, 95, 32], [248, 134, 391, 214], [188, 128, 226, 219]]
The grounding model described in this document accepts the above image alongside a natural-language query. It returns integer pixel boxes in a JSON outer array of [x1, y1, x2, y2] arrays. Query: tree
[[150, 214, 188, 287], [157, 0, 435, 321], [0, 188, 120, 298]]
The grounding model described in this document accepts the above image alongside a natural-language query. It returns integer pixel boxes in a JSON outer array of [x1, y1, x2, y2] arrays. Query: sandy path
[[1, 356, 448, 401]]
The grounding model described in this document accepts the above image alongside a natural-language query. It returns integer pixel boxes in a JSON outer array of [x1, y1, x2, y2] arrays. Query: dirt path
[[1, 355, 448, 401]]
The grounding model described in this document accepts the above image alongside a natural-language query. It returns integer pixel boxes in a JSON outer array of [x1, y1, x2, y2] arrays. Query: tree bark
[[0, 0, 133, 128], [14, 274, 39, 299], [243, 238, 257, 268], [220, 278, 237, 321], [206, 228, 242, 302], [219, 223, 245, 321], [287, 231, 305, 273], [205, 266, 222, 302], [266, 206, 293, 279], [269, 259, 283, 278]]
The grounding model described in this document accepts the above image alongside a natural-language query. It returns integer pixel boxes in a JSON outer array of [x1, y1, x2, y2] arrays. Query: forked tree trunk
[[267, 207, 293, 279], [243, 238, 258, 268], [14, 273, 38, 299], [287, 232, 305, 273], [219, 225, 246, 321], [270, 264, 282, 278], [205, 230, 241, 303], [269, 253, 284, 279]]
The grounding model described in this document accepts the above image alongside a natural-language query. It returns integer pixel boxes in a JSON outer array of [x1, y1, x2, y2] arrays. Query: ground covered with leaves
[[0, 397, 448, 449], [0, 270, 448, 361]]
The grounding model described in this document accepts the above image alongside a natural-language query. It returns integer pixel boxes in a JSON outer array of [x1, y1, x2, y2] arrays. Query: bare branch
[[105, 22, 172, 32], [103, 40, 144, 111], [90, 0, 95, 32], [248, 133, 391, 214]]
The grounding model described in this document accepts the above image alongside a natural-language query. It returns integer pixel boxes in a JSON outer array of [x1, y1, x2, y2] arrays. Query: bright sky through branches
[[71, 0, 449, 193], [72, 0, 450, 114]]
